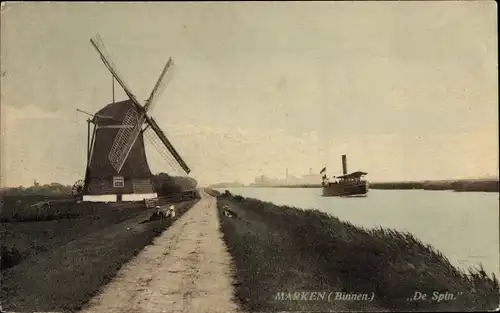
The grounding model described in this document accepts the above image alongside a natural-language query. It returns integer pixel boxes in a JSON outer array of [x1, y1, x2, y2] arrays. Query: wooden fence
[[145, 190, 199, 207]]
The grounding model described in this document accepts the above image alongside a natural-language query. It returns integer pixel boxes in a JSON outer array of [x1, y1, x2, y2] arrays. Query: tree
[[152, 173, 198, 196]]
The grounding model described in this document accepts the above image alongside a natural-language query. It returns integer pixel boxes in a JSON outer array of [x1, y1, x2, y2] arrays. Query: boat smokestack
[[342, 154, 347, 175]]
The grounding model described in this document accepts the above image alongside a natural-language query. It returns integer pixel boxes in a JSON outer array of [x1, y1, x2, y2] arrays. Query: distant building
[[254, 175, 281, 186], [252, 171, 322, 186], [300, 173, 322, 185]]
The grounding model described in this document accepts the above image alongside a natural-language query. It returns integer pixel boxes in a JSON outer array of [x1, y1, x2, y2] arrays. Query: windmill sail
[[90, 34, 143, 111], [144, 58, 176, 112], [143, 127, 185, 175], [145, 116, 191, 174], [108, 108, 145, 173], [107, 56, 178, 174]]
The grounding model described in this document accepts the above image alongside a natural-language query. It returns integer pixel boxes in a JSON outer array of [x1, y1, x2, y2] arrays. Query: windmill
[[78, 34, 191, 202]]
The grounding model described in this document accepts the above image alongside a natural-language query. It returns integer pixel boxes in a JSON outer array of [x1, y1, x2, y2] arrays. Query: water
[[218, 187, 499, 278]]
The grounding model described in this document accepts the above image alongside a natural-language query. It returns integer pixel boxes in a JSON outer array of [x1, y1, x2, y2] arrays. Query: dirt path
[[80, 191, 241, 313]]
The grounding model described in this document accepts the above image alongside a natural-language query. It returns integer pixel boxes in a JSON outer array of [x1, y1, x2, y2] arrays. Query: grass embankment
[[204, 187, 222, 197], [216, 191, 499, 312], [1, 197, 199, 312]]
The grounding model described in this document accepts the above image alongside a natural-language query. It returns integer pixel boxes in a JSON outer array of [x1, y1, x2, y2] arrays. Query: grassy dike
[[214, 191, 499, 312]]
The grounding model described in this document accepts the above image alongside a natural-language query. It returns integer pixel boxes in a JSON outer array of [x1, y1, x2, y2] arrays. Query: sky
[[0, 1, 498, 187]]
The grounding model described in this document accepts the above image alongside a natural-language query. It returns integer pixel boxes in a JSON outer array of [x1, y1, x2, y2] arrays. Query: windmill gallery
[[74, 34, 191, 203]]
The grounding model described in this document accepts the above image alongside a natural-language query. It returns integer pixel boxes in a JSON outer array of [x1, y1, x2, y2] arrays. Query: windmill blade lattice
[[144, 58, 176, 113], [90, 34, 142, 110], [144, 127, 186, 176], [146, 116, 190, 174], [108, 108, 144, 173]]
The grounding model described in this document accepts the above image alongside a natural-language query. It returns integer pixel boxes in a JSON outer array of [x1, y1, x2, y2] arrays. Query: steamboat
[[321, 155, 369, 197]]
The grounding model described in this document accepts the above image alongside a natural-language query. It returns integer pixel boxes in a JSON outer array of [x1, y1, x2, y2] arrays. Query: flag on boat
[[320, 167, 326, 174]]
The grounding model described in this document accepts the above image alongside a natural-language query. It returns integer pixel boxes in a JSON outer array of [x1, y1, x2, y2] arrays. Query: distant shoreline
[[370, 180, 499, 193], [214, 179, 499, 193]]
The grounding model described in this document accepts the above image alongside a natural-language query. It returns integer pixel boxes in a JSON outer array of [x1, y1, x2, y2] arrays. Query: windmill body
[[84, 100, 156, 201], [78, 34, 191, 203]]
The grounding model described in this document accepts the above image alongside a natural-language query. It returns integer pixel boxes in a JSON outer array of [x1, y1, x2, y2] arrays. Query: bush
[[152, 173, 198, 196]]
